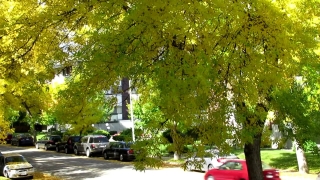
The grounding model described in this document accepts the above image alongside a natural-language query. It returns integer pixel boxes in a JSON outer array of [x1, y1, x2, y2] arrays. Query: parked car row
[[52, 134, 136, 162]]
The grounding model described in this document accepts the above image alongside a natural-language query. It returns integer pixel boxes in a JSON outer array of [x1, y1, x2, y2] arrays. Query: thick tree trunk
[[244, 133, 264, 180], [294, 140, 309, 173]]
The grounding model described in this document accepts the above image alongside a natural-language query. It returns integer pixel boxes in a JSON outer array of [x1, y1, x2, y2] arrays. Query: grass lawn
[[234, 149, 320, 174]]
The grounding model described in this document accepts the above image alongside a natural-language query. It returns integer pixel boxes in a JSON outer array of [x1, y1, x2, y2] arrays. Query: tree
[[52, 78, 116, 136], [1, 1, 319, 179], [272, 76, 320, 173]]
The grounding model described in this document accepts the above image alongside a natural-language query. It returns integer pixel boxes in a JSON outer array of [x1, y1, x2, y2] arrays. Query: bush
[[91, 129, 110, 139], [113, 135, 125, 141], [303, 140, 318, 154], [49, 131, 63, 137], [109, 131, 118, 136]]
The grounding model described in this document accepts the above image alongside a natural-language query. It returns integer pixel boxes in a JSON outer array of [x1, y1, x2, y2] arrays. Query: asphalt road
[[0, 144, 204, 180]]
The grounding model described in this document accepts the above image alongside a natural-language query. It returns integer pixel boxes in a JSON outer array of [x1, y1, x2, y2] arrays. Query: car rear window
[[72, 137, 81, 142], [93, 137, 108, 143]]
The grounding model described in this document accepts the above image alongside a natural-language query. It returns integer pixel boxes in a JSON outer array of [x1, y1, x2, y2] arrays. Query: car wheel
[[56, 146, 59, 152], [185, 161, 192, 171], [119, 154, 124, 161], [103, 152, 109, 160], [208, 164, 213, 171], [207, 175, 215, 180], [74, 148, 79, 155], [65, 147, 69, 154], [4, 170, 9, 178], [86, 149, 91, 157], [28, 175, 33, 179], [11, 141, 13, 146]]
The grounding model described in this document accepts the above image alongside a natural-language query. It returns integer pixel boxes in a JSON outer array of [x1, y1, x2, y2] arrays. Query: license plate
[[20, 171, 27, 175], [26, 139, 29, 140]]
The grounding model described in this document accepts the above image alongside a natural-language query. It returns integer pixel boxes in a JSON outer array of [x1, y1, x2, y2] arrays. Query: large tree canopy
[[1, 0, 319, 179]]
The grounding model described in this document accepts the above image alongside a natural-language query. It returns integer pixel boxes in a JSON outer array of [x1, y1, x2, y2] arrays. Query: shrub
[[91, 129, 110, 139], [303, 140, 318, 154], [109, 131, 118, 136], [50, 131, 63, 137], [113, 135, 125, 141]]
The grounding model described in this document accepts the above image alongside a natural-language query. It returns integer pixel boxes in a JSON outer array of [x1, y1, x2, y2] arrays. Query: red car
[[204, 159, 281, 180]]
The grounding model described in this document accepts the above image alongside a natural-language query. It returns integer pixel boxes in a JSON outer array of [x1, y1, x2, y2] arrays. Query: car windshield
[[21, 134, 32, 137], [93, 137, 108, 143], [72, 137, 81, 142], [5, 156, 28, 164]]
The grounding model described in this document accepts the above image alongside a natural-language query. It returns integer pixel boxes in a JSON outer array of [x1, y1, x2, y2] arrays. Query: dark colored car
[[56, 136, 82, 154], [5, 134, 12, 144], [204, 159, 281, 180], [35, 135, 61, 150], [0, 153, 34, 179], [11, 133, 34, 146], [102, 141, 135, 161]]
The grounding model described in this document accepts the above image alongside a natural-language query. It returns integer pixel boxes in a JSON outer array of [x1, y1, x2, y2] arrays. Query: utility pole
[[129, 80, 135, 142]]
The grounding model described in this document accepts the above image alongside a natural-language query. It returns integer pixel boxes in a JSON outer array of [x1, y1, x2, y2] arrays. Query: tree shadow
[[268, 151, 320, 174]]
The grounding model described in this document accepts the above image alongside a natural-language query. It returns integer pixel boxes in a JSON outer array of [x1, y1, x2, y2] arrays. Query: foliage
[[90, 129, 110, 138], [52, 79, 116, 136], [303, 140, 318, 154], [273, 82, 320, 147], [261, 128, 272, 148]]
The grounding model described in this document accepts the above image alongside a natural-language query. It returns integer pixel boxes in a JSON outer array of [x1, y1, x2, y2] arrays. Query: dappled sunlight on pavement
[[83, 167, 204, 180]]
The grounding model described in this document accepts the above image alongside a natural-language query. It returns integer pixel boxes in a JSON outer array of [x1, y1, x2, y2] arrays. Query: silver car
[[185, 149, 239, 172], [0, 153, 34, 179], [74, 135, 109, 157]]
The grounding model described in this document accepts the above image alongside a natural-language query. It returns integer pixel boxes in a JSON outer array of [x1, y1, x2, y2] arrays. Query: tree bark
[[244, 133, 264, 180], [294, 140, 309, 173], [174, 151, 180, 160]]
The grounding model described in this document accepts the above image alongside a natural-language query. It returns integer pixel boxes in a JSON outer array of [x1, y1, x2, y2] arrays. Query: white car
[[0, 153, 34, 179], [185, 149, 239, 172]]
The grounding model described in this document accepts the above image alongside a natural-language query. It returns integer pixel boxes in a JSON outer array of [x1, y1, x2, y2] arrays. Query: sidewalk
[[280, 172, 317, 180]]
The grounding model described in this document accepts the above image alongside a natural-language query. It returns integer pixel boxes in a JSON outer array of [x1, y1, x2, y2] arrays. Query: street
[[0, 144, 318, 180], [0, 144, 204, 180]]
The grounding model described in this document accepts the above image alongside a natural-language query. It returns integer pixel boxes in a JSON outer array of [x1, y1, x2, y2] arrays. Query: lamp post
[[129, 80, 135, 142]]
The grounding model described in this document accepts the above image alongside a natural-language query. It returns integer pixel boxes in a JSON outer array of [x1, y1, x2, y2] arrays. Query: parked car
[[102, 141, 135, 161], [11, 133, 34, 146], [55, 135, 82, 154], [35, 135, 61, 150], [5, 134, 13, 144], [186, 149, 239, 172], [204, 159, 281, 180], [73, 135, 109, 157], [0, 153, 34, 179]]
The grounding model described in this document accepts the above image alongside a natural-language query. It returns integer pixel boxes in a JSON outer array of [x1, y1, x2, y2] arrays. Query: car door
[[107, 142, 119, 158], [39, 136, 48, 148], [215, 161, 245, 180], [11, 134, 17, 145], [0, 156, 4, 175], [115, 143, 125, 158], [78, 137, 88, 153]]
